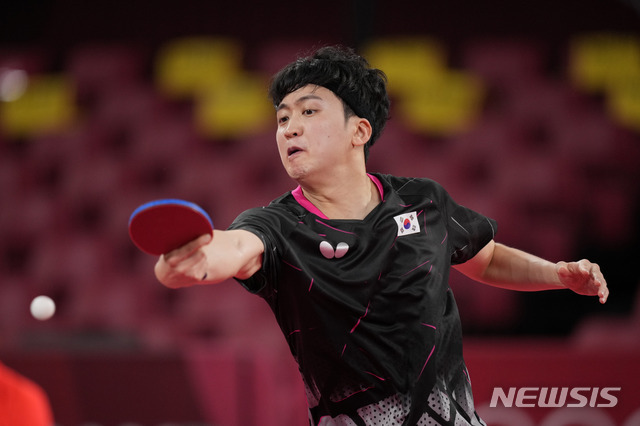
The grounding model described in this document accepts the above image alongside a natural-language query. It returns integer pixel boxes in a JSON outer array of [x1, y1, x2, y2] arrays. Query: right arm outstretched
[[154, 229, 264, 289]]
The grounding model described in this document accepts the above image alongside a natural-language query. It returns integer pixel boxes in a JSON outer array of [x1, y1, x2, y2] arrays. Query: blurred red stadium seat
[[250, 39, 333, 75], [65, 43, 147, 106], [461, 39, 547, 87]]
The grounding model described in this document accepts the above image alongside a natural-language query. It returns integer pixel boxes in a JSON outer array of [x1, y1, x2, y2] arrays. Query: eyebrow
[[276, 94, 324, 112]]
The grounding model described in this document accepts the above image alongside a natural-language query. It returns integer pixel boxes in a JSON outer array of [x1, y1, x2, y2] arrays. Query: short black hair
[[268, 45, 390, 161]]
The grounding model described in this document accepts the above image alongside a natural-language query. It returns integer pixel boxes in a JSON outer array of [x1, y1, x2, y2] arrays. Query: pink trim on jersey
[[292, 186, 328, 218], [291, 174, 384, 218], [368, 173, 384, 200]]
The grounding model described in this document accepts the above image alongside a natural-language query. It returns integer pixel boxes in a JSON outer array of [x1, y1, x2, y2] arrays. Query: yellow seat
[[363, 37, 484, 136], [194, 72, 273, 140], [398, 70, 485, 136], [0, 74, 76, 138], [607, 77, 640, 132], [568, 32, 640, 131], [568, 32, 640, 93], [362, 37, 448, 98], [155, 37, 244, 98]]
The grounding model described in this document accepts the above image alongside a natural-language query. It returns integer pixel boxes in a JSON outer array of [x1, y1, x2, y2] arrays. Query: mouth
[[287, 146, 303, 157]]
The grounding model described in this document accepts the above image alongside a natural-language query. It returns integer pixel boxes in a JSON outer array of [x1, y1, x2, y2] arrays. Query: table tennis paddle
[[128, 199, 213, 255]]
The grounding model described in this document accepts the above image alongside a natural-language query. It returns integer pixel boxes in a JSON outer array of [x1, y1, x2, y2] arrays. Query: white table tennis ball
[[30, 295, 56, 320]]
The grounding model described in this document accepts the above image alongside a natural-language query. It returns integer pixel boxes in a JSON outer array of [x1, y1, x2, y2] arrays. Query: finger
[[598, 278, 609, 304], [564, 261, 591, 281], [588, 263, 606, 291], [577, 259, 593, 275], [598, 284, 609, 304], [164, 233, 212, 262], [592, 264, 605, 283], [587, 270, 607, 303], [559, 262, 580, 279]]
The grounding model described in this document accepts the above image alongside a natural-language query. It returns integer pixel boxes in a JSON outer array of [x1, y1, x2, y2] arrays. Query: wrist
[[553, 261, 569, 289]]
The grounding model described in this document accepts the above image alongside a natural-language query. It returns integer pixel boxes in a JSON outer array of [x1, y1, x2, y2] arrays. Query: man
[[155, 46, 608, 425]]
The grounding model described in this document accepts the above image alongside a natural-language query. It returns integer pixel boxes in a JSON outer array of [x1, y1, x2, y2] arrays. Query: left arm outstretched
[[454, 240, 609, 304]]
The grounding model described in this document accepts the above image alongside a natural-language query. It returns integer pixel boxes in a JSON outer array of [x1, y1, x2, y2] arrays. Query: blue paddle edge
[[129, 199, 213, 228]]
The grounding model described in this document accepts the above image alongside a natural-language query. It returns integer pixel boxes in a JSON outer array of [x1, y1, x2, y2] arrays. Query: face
[[275, 85, 360, 182]]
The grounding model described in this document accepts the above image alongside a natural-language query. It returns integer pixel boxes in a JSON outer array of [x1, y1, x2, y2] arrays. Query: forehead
[[278, 85, 341, 109]]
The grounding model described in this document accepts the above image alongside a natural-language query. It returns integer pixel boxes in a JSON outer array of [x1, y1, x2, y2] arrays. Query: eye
[[303, 109, 315, 116], [277, 115, 289, 124]]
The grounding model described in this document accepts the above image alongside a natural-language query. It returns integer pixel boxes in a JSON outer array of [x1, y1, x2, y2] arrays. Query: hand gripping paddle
[[128, 199, 213, 255]]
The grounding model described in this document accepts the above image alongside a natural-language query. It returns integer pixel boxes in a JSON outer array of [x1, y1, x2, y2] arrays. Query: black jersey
[[228, 173, 495, 426]]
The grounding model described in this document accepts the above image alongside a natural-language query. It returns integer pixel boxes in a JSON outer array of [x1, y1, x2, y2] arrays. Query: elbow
[[454, 239, 496, 283]]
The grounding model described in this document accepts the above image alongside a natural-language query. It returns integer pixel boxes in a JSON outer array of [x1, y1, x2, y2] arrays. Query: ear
[[351, 117, 372, 148]]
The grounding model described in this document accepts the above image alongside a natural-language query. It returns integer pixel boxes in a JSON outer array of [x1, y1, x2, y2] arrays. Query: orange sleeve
[[0, 362, 54, 426]]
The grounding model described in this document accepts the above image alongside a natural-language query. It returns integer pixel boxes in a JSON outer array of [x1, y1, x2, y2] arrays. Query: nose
[[284, 117, 301, 138]]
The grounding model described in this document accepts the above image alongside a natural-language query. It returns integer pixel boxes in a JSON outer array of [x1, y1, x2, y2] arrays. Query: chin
[[286, 170, 306, 182], [284, 163, 310, 182]]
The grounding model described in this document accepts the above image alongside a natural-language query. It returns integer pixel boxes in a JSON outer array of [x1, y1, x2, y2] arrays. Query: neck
[[298, 172, 381, 220]]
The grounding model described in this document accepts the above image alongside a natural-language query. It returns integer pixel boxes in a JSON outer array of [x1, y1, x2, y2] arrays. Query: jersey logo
[[319, 241, 349, 259], [394, 212, 420, 236]]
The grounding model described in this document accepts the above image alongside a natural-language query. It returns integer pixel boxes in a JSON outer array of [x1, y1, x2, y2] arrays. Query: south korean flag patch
[[394, 211, 421, 236]]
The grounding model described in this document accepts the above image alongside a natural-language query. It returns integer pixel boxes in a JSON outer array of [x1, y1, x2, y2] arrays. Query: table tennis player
[[154, 46, 609, 425]]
